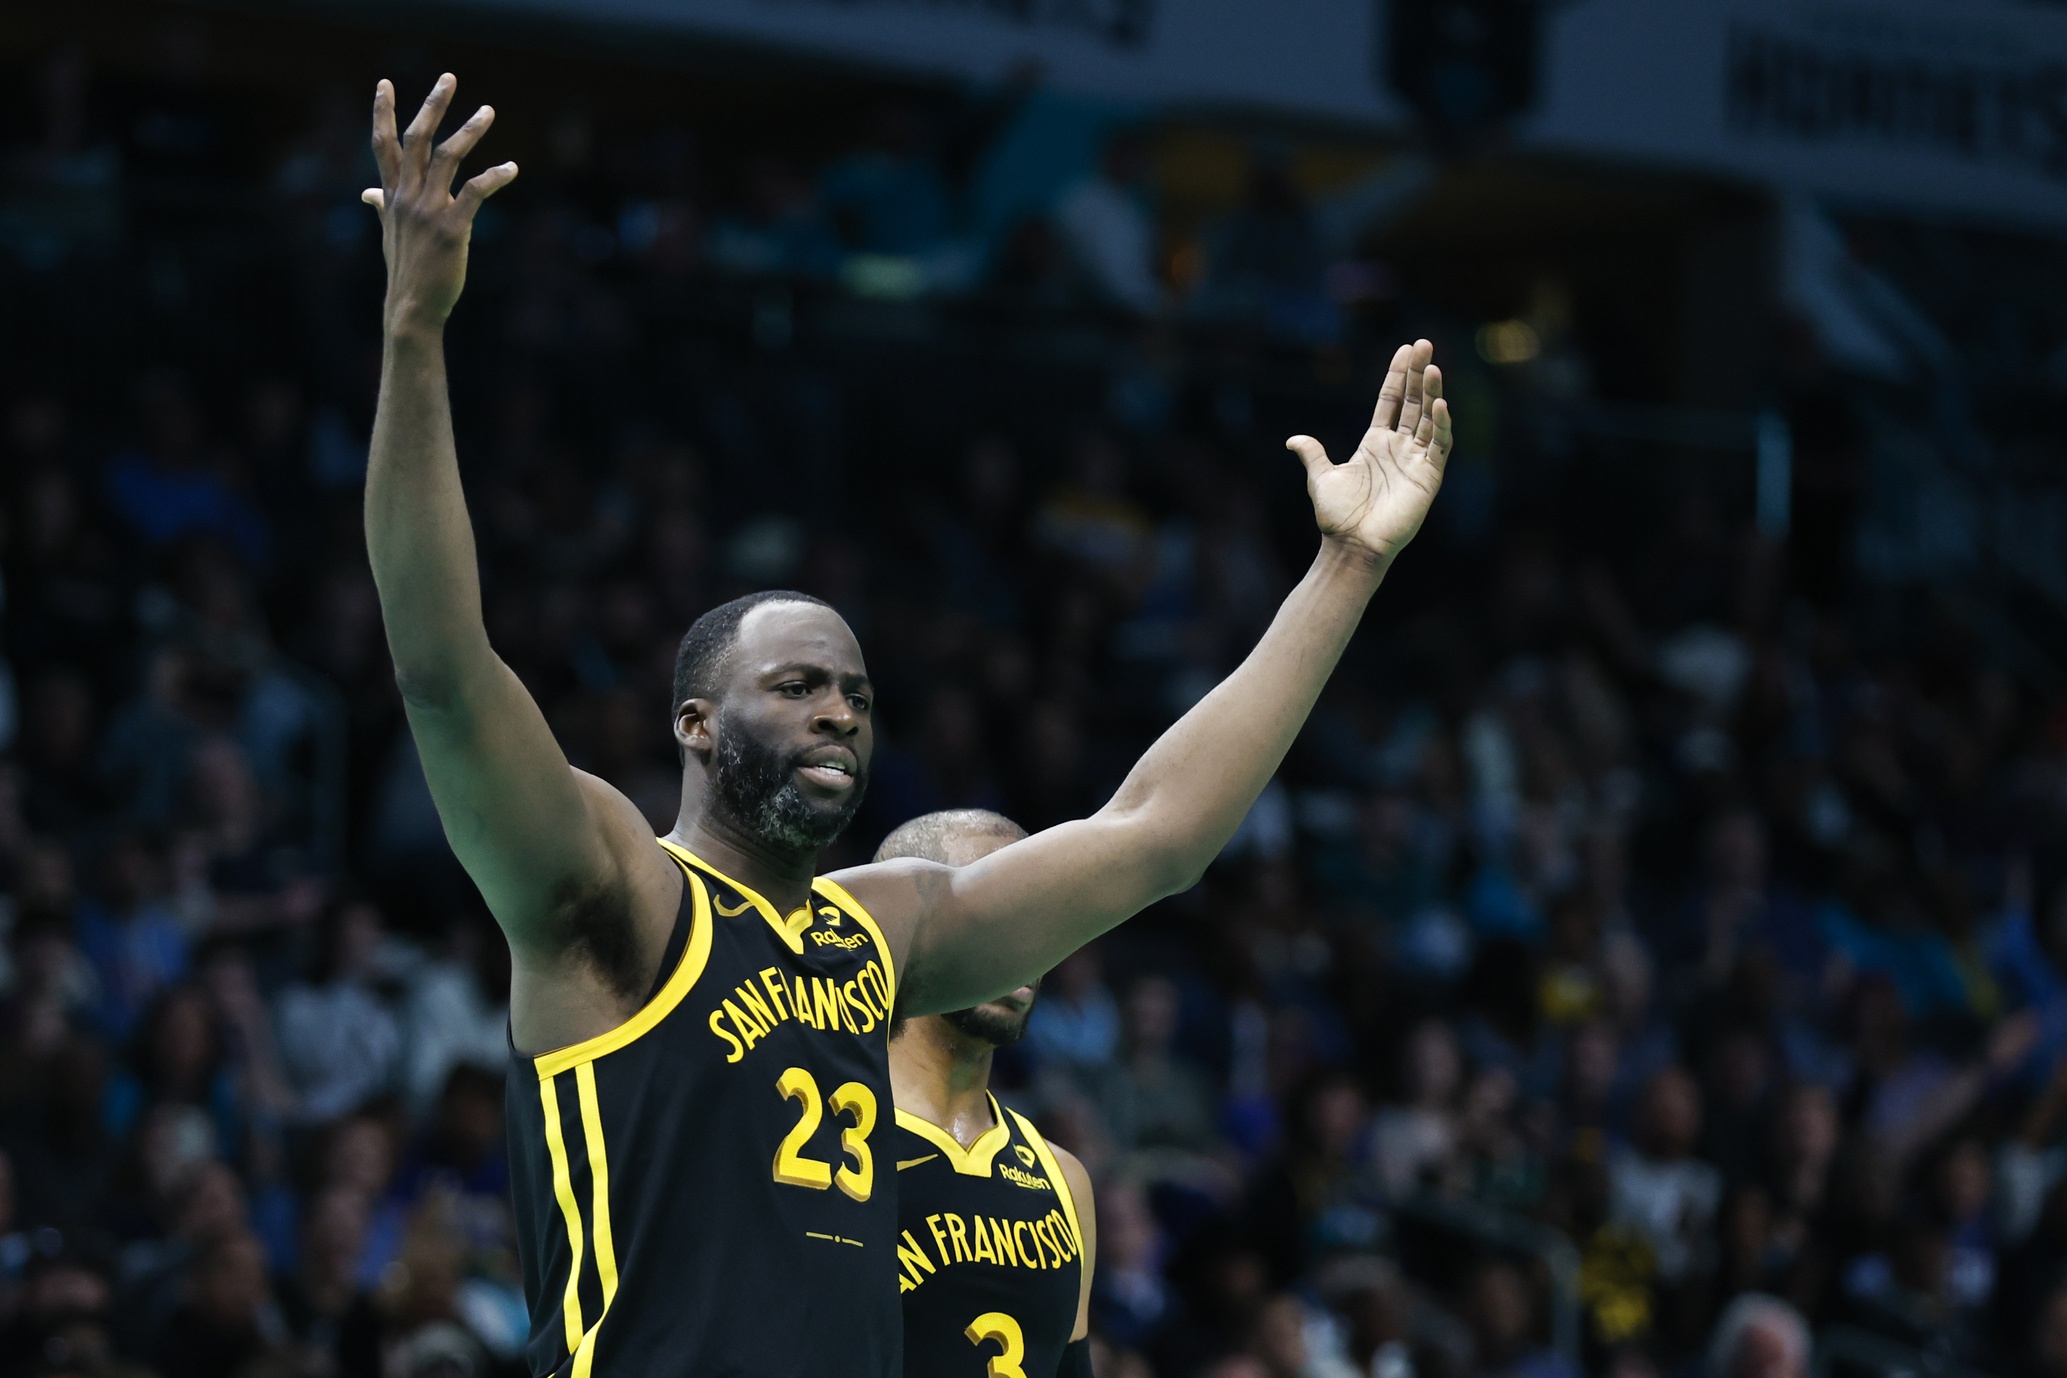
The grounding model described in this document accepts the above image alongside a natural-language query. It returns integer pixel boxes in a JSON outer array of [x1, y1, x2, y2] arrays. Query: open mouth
[[794, 751, 858, 791]]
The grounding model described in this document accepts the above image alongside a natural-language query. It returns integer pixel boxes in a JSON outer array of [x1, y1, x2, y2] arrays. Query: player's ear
[[676, 698, 718, 761]]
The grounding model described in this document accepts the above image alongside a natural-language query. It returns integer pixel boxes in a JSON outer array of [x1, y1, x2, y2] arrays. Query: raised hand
[[1286, 340, 1453, 569], [362, 74, 517, 336]]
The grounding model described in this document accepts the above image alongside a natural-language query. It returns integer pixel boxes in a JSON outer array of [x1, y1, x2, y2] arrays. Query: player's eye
[[778, 682, 810, 698], [846, 694, 870, 713]]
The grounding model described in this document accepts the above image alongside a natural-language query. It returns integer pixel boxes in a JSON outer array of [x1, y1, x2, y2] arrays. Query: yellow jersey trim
[[813, 875, 896, 1008], [1013, 1109, 1083, 1255], [575, 1063, 619, 1307], [894, 1092, 1012, 1176], [539, 1075, 586, 1350], [658, 838, 812, 953], [532, 854, 713, 1080], [567, 1067, 622, 1378]]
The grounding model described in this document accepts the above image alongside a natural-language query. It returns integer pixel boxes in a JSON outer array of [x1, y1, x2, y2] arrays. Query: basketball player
[[878, 811, 1094, 1378], [361, 74, 1450, 1378]]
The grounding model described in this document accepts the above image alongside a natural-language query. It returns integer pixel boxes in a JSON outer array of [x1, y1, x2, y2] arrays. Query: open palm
[[362, 74, 519, 334], [1287, 340, 1453, 566]]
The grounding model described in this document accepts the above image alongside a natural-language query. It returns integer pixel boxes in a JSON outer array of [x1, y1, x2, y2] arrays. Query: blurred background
[[3, 1, 2067, 1376]]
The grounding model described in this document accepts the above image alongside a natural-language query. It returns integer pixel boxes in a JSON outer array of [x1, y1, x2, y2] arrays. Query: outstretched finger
[[1395, 339, 1433, 437], [1369, 342, 1414, 431], [401, 73, 457, 177], [1414, 367, 1448, 457], [455, 161, 520, 218], [430, 105, 496, 193], [1427, 397, 1453, 466], [370, 79, 401, 187], [1285, 435, 1334, 484]]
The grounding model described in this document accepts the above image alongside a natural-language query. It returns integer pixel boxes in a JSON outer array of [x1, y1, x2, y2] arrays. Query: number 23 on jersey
[[772, 1066, 877, 1201]]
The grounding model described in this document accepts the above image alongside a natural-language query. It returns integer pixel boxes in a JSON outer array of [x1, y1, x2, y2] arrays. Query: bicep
[[894, 813, 1182, 1015], [403, 655, 630, 948]]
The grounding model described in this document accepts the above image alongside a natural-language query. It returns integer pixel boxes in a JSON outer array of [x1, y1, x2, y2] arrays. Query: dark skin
[[362, 75, 1452, 1055]]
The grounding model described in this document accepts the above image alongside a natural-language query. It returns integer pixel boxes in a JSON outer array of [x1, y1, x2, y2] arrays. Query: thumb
[[1285, 435, 1332, 483], [361, 188, 385, 209]]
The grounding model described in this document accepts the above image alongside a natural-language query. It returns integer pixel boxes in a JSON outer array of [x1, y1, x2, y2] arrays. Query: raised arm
[[362, 76, 666, 974], [848, 343, 1451, 1015]]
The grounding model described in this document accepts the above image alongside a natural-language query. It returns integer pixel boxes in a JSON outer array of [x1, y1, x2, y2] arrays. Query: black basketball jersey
[[506, 840, 901, 1378], [893, 1093, 1085, 1378]]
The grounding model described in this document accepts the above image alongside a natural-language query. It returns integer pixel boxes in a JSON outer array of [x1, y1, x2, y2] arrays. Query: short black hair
[[874, 809, 1027, 866], [671, 590, 832, 709]]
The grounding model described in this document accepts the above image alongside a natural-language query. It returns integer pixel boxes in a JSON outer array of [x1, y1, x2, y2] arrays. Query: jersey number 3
[[773, 1066, 877, 1201], [965, 1313, 1029, 1378]]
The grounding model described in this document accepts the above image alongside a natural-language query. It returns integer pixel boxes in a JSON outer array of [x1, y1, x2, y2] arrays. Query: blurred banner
[[472, 0, 1408, 123], [432, 0, 2067, 225], [1521, 0, 2067, 229]]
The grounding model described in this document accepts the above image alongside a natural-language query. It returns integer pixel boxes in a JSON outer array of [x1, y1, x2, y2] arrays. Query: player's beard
[[709, 722, 868, 858], [941, 979, 1041, 1047]]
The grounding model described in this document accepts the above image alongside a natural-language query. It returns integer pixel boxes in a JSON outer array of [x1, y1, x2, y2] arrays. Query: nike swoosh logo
[[896, 1155, 940, 1171], [713, 896, 754, 917]]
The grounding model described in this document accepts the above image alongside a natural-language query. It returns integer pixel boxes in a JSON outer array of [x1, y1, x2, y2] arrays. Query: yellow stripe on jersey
[[893, 1092, 1013, 1176], [533, 860, 714, 1080], [576, 1062, 619, 1306], [539, 1075, 587, 1350], [659, 838, 810, 953], [812, 875, 896, 1008], [568, 1070, 623, 1378], [1013, 1109, 1083, 1256]]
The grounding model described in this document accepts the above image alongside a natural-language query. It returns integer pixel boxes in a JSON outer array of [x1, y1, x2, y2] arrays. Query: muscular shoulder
[[545, 771, 683, 990], [822, 857, 951, 950]]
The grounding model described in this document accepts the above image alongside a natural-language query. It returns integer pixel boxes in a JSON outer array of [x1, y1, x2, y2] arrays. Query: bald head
[[875, 809, 1027, 868], [878, 810, 1037, 1047]]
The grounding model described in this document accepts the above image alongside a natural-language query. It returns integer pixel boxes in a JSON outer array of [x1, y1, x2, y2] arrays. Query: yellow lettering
[[791, 975, 817, 1029], [865, 960, 891, 1015], [721, 999, 763, 1050], [926, 1214, 953, 1265], [813, 979, 843, 1030], [1053, 1212, 1077, 1260], [708, 1008, 745, 1063], [991, 1217, 1020, 1267], [1037, 1218, 1063, 1265], [946, 1213, 971, 1263], [1012, 1220, 1039, 1268], [972, 1216, 998, 1264], [759, 968, 791, 1021], [737, 981, 779, 1033], [843, 980, 874, 1033], [898, 1230, 937, 1286], [1052, 1207, 1080, 1256]]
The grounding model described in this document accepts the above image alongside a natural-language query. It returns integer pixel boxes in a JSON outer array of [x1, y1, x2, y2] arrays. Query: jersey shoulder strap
[[1008, 1108, 1083, 1253], [644, 850, 700, 1001], [531, 861, 713, 1080], [811, 875, 897, 1007]]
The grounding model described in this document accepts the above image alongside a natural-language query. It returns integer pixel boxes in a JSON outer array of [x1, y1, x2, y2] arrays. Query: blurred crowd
[[4, 17, 2067, 1378]]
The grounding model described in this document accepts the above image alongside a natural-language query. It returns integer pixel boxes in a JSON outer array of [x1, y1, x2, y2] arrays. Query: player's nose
[[811, 696, 861, 737]]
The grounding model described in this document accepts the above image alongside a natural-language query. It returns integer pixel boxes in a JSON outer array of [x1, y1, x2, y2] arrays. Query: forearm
[[365, 326, 493, 706], [889, 339, 1450, 1012], [895, 539, 1384, 1012], [1098, 537, 1383, 891]]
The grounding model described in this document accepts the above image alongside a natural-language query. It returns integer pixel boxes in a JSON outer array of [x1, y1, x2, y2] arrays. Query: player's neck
[[667, 799, 819, 912], [890, 1017, 998, 1148]]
